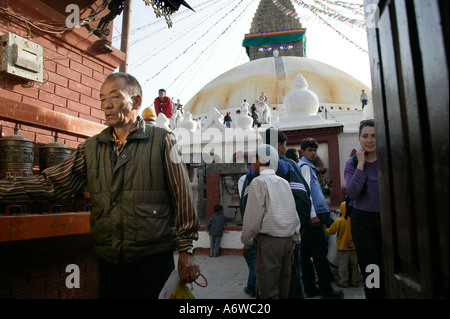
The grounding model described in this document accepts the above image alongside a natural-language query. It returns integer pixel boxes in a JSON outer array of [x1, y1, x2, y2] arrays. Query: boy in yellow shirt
[[325, 202, 360, 287]]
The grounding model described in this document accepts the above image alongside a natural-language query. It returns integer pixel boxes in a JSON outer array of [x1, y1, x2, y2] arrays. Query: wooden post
[[119, 0, 132, 72]]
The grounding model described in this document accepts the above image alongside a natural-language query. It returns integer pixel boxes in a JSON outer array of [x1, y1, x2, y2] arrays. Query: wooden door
[[364, 0, 448, 298]]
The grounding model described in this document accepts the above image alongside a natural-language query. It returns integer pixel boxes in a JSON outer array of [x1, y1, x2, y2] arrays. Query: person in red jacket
[[154, 89, 173, 119]]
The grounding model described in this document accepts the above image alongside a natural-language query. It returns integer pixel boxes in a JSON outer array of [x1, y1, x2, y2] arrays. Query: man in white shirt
[[241, 144, 300, 299]]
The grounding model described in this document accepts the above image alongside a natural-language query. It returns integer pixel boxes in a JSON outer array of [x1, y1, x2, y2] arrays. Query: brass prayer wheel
[[0, 128, 35, 180], [39, 133, 71, 172]]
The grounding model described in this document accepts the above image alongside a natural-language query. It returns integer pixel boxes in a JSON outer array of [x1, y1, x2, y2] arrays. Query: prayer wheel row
[[0, 129, 71, 180]]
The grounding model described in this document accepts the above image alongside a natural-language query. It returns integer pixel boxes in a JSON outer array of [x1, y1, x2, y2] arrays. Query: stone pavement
[[175, 253, 366, 300]]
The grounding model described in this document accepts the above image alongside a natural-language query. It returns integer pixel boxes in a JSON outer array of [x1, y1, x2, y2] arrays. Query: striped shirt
[[0, 117, 199, 252], [241, 167, 300, 249]]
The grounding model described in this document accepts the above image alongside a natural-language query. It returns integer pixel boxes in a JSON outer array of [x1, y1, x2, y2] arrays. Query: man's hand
[[178, 252, 200, 285], [311, 216, 321, 227]]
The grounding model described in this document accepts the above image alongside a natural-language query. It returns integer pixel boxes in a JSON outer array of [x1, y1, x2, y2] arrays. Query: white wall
[[194, 230, 243, 250]]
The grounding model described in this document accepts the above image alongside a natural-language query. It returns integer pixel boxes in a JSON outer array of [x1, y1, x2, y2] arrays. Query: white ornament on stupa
[[280, 73, 342, 130], [235, 112, 253, 129], [177, 111, 197, 132], [271, 108, 280, 127], [171, 108, 182, 129], [155, 113, 172, 131], [283, 73, 319, 116], [201, 108, 225, 131]]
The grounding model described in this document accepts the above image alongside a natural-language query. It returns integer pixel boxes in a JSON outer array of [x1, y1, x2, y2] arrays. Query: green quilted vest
[[84, 124, 177, 264]]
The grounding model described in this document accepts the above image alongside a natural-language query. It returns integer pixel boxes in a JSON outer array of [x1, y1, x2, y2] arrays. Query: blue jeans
[[362, 99, 368, 109], [209, 235, 222, 256], [245, 242, 256, 294]]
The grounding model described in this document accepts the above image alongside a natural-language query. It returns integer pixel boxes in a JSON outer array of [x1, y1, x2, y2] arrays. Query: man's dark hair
[[286, 148, 299, 162], [159, 89, 166, 93], [300, 138, 319, 150], [105, 72, 142, 98], [264, 127, 287, 149], [214, 204, 223, 212]]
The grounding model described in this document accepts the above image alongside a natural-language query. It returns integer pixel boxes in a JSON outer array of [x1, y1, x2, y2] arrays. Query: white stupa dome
[[185, 56, 371, 115]]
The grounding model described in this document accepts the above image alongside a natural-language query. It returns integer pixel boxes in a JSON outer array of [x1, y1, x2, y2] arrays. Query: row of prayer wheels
[[0, 126, 71, 180]]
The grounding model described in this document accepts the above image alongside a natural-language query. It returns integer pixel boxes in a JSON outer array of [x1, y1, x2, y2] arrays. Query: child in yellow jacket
[[325, 201, 360, 287]]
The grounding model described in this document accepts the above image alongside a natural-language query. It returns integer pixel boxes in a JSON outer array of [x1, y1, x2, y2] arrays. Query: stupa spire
[[243, 0, 306, 60]]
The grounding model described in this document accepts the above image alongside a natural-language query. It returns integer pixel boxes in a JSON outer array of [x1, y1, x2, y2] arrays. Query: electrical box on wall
[[0, 32, 44, 83]]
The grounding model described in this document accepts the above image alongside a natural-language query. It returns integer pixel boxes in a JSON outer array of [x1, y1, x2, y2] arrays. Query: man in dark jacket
[[206, 204, 233, 257], [223, 112, 232, 128], [0, 73, 200, 299]]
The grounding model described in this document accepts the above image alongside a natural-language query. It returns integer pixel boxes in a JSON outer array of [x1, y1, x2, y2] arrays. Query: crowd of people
[[221, 96, 273, 128], [0, 72, 383, 300], [234, 122, 384, 299]]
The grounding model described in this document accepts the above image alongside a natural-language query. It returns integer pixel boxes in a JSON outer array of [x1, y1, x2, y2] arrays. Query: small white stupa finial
[[283, 73, 319, 116], [177, 111, 197, 132]]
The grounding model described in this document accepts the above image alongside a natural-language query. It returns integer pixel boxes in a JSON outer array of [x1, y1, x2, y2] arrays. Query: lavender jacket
[[344, 157, 380, 213]]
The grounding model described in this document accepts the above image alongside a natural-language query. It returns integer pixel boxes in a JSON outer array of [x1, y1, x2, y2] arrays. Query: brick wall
[[0, 0, 124, 149], [0, 234, 98, 299], [0, 0, 125, 299]]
